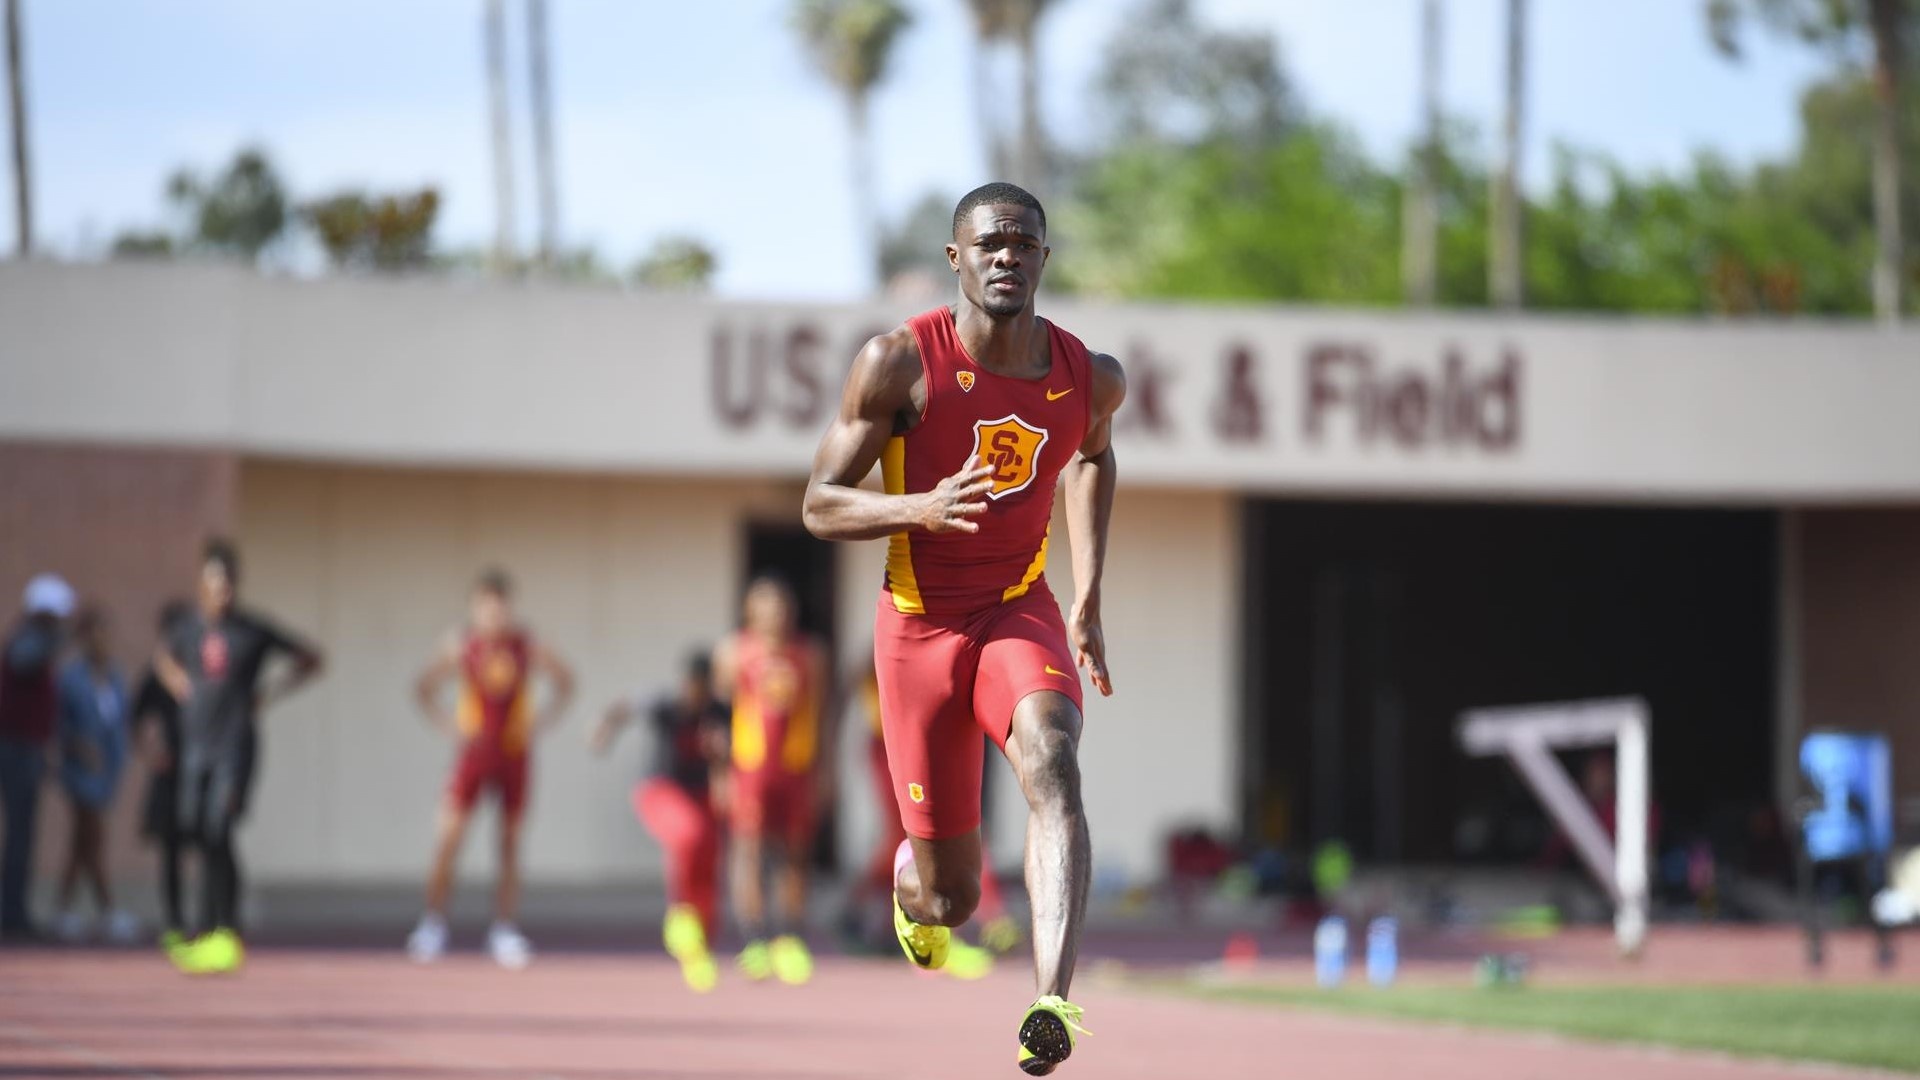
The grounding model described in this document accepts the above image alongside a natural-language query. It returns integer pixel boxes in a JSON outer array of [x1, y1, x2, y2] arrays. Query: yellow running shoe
[[943, 940, 995, 980], [981, 914, 1023, 954], [737, 939, 773, 981], [770, 934, 813, 986], [174, 929, 245, 976], [892, 892, 948, 971], [158, 929, 188, 961], [1016, 995, 1089, 1075], [663, 905, 717, 993]]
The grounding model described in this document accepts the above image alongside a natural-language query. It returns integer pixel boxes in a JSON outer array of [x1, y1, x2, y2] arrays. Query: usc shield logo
[[956, 370, 976, 393], [971, 414, 1049, 500]]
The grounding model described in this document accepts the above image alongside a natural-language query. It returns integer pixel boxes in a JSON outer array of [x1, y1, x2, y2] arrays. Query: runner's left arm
[[258, 621, 325, 710], [530, 641, 576, 731], [1063, 352, 1127, 698]]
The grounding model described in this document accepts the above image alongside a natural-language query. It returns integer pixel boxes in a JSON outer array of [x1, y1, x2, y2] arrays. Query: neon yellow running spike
[[892, 892, 949, 971], [943, 940, 995, 980], [770, 934, 814, 985], [1016, 996, 1089, 1075], [663, 905, 716, 993], [737, 939, 773, 981], [174, 929, 245, 976]]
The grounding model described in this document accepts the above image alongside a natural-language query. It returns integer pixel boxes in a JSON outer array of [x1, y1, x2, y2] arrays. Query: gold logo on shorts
[[908, 782, 926, 804]]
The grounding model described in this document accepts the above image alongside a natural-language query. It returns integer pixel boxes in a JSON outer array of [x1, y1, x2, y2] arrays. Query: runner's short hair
[[952, 182, 1046, 239]]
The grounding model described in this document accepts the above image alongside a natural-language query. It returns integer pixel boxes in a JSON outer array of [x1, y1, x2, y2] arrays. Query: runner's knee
[[919, 875, 981, 928]]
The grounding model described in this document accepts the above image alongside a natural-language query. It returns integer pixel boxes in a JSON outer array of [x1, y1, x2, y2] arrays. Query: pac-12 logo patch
[[956, 370, 976, 393], [971, 414, 1049, 499], [908, 782, 926, 804]]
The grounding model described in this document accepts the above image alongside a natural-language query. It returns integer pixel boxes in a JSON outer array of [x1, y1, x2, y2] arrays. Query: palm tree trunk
[[972, 32, 1004, 179], [4, 0, 30, 257], [1015, 15, 1043, 191], [1490, 0, 1525, 310], [1404, 0, 1442, 306], [1868, 0, 1905, 323], [484, 0, 516, 274], [849, 92, 879, 293], [526, 0, 560, 270]]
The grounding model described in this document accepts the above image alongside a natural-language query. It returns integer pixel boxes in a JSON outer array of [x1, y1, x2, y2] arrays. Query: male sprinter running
[[714, 577, 828, 986], [407, 569, 574, 968], [802, 182, 1124, 1074]]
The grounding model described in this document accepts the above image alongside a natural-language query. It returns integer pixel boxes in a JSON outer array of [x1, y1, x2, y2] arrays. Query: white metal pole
[[1615, 703, 1650, 955]]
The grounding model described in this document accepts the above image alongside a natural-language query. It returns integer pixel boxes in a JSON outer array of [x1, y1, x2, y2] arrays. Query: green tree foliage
[[304, 189, 441, 271], [1060, 0, 1914, 315], [166, 147, 289, 262], [632, 235, 719, 291]]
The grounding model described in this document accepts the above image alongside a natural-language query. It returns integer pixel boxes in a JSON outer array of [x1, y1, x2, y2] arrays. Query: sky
[[4, 0, 1832, 300]]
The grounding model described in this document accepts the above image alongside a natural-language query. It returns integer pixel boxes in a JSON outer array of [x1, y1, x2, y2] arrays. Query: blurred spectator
[[131, 600, 193, 944], [53, 607, 137, 943], [0, 573, 76, 941]]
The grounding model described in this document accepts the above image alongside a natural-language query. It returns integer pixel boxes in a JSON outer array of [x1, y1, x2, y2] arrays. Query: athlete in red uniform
[[407, 569, 574, 968], [714, 577, 828, 986], [803, 183, 1124, 1075]]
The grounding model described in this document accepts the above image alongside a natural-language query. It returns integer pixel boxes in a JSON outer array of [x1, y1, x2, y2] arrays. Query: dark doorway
[[1241, 501, 1778, 868], [742, 521, 840, 868]]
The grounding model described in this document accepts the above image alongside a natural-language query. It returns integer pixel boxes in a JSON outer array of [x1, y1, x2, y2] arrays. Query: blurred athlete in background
[[594, 650, 730, 992], [407, 568, 574, 969]]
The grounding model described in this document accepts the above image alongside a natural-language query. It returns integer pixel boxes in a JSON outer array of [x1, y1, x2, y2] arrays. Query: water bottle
[[1313, 915, 1348, 988], [1366, 916, 1398, 987]]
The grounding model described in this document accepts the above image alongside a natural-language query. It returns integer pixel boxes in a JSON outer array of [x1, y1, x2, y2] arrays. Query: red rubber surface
[[0, 928, 1905, 1079]]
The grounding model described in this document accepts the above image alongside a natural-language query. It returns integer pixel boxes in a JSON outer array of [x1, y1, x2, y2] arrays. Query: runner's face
[[199, 562, 234, 618], [950, 204, 1047, 319], [470, 589, 511, 635], [744, 586, 793, 638]]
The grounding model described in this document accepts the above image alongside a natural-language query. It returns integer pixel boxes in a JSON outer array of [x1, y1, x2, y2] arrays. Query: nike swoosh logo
[[1046, 387, 1073, 401], [1045, 665, 1069, 677]]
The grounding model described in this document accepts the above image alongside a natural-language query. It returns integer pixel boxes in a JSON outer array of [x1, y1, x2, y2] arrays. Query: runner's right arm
[[803, 328, 995, 541]]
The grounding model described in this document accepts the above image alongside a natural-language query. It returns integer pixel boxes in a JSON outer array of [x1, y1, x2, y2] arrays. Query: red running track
[[0, 942, 1899, 1079]]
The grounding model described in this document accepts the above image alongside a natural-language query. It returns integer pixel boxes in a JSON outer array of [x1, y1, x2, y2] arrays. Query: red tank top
[[883, 306, 1092, 616], [457, 630, 533, 755], [729, 632, 818, 776]]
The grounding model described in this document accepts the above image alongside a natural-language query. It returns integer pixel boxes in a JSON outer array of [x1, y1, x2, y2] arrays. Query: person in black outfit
[[593, 651, 729, 991], [132, 599, 193, 946], [154, 539, 323, 973]]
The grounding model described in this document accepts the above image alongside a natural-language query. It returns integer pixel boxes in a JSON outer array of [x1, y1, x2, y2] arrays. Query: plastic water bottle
[[1366, 916, 1398, 987], [1313, 915, 1348, 988]]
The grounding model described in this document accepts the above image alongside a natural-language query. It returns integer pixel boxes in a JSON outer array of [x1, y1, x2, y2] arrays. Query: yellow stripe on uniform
[[1003, 524, 1050, 602], [733, 698, 767, 771], [882, 436, 926, 614]]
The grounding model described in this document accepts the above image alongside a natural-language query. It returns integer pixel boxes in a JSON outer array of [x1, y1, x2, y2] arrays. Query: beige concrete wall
[[232, 462, 1241, 886], [0, 439, 238, 888], [1799, 509, 1920, 831]]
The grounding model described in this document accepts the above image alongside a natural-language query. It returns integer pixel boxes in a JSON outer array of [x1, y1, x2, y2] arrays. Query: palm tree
[[962, 0, 1016, 178], [483, 0, 516, 273], [1404, 0, 1443, 306], [1005, 0, 1059, 191], [1709, 0, 1908, 322], [4, 0, 30, 257], [1489, 0, 1527, 310], [792, 0, 914, 292], [526, 0, 560, 269]]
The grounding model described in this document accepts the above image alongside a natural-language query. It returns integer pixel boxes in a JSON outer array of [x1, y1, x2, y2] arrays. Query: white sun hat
[[22, 573, 77, 619]]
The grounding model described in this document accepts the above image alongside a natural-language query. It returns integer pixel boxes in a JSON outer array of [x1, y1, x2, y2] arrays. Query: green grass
[[1169, 982, 1920, 1073]]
